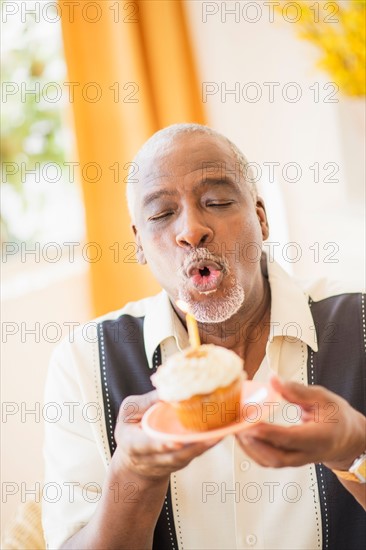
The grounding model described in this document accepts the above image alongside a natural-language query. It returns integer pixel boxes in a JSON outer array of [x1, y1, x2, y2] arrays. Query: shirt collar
[[143, 259, 318, 367], [144, 290, 188, 369], [267, 260, 318, 352]]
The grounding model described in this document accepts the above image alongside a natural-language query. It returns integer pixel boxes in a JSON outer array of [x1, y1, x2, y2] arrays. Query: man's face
[[132, 132, 269, 323]]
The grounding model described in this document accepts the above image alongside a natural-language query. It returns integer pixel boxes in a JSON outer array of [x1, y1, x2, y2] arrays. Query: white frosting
[[151, 344, 244, 401]]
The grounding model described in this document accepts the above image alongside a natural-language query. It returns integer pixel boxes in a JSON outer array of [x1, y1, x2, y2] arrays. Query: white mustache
[[181, 248, 230, 278]]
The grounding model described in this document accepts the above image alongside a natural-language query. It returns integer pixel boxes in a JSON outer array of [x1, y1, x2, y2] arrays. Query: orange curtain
[[60, 0, 206, 316]]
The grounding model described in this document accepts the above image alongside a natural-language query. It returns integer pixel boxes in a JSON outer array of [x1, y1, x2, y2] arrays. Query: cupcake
[[151, 344, 245, 431]]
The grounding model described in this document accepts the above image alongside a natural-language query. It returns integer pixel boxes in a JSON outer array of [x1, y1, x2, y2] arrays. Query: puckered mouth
[[186, 259, 223, 279], [183, 256, 226, 293]]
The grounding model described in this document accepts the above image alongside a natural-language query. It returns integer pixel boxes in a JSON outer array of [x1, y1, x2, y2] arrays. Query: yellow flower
[[272, 0, 366, 96]]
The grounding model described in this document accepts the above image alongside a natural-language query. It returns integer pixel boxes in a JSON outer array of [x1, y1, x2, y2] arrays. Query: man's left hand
[[236, 377, 366, 471]]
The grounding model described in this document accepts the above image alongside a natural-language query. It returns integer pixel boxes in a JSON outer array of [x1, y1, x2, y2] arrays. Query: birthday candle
[[176, 300, 201, 348]]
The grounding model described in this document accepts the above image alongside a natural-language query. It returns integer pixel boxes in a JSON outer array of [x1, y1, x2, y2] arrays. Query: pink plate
[[141, 381, 278, 443]]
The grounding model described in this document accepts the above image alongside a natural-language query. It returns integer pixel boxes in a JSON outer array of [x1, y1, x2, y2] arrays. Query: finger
[[122, 427, 184, 456], [241, 422, 321, 453], [132, 435, 221, 458], [235, 435, 273, 467], [131, 444, 217, 475], [237, 435, 310, 468], [270, 377, 330, 409], [118, 390, 159, 422], [122, 424, 222, 457], [153, 438, 224, 470], [168, 437, 223, 460]]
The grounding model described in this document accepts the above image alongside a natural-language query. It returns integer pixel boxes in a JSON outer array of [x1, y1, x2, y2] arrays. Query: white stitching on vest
[[99, 324, 115, 453], [93, 336, 110, 465], [309, 464, 321, 548], [309, 299, 315, 386], [172, 474, 183, 549], [300, 340, 305, 384], [308, 298, 325, 549], [310, 345, 328, 548], [164, 496, 176, 550], [318, 464, 329, 549], [361, 293, 366, 354], [153, 348, 178, 550]]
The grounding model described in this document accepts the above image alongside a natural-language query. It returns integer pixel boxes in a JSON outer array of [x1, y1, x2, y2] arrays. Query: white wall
[[1, 260, 92, 533], [185, 0, 365, 288]]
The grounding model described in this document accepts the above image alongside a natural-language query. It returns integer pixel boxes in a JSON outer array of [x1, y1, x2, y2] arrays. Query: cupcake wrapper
[[172, 378, 242, 431]]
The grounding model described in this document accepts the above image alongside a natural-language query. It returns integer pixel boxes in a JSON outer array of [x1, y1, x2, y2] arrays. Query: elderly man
[[43, 124, 365, 550]]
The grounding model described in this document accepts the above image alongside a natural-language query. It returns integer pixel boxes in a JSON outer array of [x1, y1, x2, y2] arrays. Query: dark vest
[[98, 293, 366, 550]]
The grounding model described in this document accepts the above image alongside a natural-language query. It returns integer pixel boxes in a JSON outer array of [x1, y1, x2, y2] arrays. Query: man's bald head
[[126, 123, 258, 224]]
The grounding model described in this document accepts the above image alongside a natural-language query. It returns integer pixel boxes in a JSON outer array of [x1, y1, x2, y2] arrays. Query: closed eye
[[148, 211, 174, 222], [206, 201, 235, 207]]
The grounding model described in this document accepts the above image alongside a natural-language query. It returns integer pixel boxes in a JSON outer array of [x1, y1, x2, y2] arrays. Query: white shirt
[[43, 260, 341, 549]]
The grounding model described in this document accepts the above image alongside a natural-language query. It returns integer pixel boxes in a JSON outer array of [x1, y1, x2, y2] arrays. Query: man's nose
[[175, 209, 213, 248]]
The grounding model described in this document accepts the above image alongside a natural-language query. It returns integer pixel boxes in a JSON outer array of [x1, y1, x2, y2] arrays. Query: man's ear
[[256, 197, 269, 241], [132, 225, 147, 265]]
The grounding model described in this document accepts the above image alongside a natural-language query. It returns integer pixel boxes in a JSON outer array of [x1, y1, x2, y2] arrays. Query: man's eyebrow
[[194, 176, 242, 193], [142, 189, 178, 209], [142, 178, 240, 208], [197, 176, 238, 187]]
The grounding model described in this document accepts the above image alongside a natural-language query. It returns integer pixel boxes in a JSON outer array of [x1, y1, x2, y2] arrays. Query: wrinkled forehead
[[136, 132, 239, 186]]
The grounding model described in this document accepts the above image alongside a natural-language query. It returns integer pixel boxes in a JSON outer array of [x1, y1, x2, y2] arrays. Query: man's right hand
[[113, 390, 222, 481], [61, 390, 218, 549]]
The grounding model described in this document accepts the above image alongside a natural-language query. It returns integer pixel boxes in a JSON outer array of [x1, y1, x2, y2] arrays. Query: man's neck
[[199, 275, 271, 379]]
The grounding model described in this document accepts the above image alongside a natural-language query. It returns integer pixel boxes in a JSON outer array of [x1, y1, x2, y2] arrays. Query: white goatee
[[178, 249, 245, 323]]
